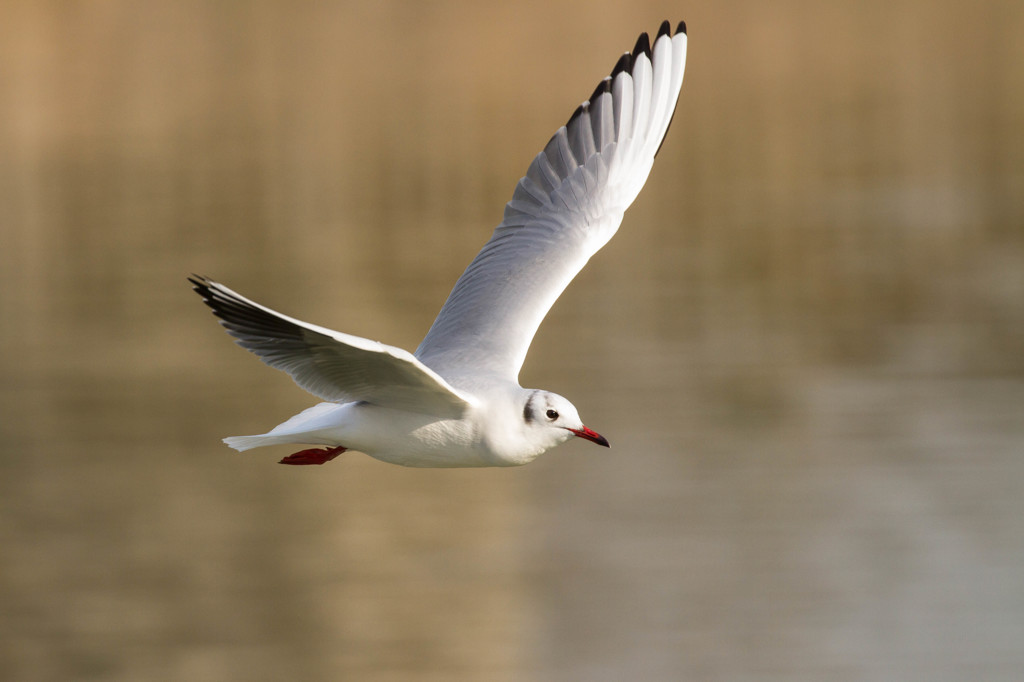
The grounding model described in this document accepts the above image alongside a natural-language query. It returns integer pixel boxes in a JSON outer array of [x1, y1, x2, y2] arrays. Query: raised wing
[[415, 21, 687, 381], [190, 276, 473, 417]]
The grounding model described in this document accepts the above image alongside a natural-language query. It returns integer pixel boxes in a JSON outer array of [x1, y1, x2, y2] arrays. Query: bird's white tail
[[224, 403, 348, 451], [223, 434, 292, 451]]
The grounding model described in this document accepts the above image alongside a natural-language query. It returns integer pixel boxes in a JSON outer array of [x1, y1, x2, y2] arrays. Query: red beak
[[569, 426, 610, 448]]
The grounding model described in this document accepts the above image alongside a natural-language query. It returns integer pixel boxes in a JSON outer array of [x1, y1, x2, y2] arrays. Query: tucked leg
[[279, 445, 347, 465]]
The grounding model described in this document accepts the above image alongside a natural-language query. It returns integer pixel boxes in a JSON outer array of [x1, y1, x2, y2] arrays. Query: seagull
[[191, 20, 687, 467]]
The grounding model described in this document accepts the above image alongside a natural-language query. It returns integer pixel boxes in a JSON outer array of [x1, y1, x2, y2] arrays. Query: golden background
[[2, 1, 1022, 680]]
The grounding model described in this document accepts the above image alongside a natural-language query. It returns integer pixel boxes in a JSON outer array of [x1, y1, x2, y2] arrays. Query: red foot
[[279, 445, 347, 466]]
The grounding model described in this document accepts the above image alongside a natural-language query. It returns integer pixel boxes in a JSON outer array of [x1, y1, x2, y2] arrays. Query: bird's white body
[[224, 385, 576, 467], [192, 22, 687, 467]]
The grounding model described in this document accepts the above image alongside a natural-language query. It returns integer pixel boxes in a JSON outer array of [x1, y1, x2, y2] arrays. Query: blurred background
[[2, 1, 1022, 680]]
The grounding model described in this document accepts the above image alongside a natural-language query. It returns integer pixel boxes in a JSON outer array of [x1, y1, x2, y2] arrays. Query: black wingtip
[[589, 76, 612, 106], [188, 274, 211, 292], [630, 31, 651, 69], [612, 23, 683, 80], [567, 102, 587, 127], [632, 31, 651, 58], [188, 275, 223, 312], [611, 52, 630, 78]]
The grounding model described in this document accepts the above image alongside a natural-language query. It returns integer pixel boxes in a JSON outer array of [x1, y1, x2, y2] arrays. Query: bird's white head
[[521, 389, 609, 451], [476, 387, 609, 466]]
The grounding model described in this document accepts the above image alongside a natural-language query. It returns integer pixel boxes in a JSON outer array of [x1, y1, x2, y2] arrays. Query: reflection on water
[[2, 2, 1023, 680]]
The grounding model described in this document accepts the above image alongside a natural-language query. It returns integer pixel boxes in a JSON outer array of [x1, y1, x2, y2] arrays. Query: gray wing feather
[[190, 276, 473, 417], [416, 23, 687, 381]]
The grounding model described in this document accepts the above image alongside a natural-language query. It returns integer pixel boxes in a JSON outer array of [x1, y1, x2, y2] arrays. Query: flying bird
[[191, 21, 688, 467]]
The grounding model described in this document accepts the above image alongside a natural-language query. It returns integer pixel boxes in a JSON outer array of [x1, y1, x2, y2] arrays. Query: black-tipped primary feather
[[652, 21, 688, 157], [567, 102, 586, 126], [657, 20, 671, 39], [611, 52, 630, 78], [630, 31, 651, 68], [589, 77, 612, 105]]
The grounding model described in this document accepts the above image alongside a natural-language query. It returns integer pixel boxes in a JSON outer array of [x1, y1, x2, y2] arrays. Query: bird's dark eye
[[546, 409, 559, 420]]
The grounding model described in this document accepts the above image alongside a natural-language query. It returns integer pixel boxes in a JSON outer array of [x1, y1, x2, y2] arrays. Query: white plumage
[[192, 21, 688, 467]]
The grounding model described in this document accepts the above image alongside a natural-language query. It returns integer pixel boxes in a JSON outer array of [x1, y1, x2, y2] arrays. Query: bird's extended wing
[[190, 276, 473, 417], [415, 21, 687, 381]]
